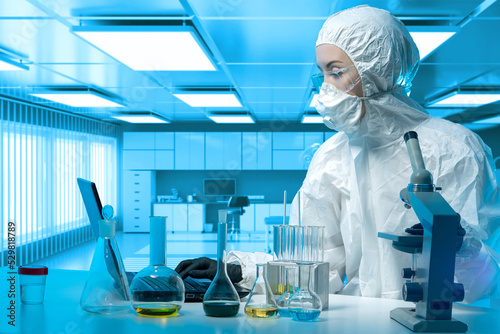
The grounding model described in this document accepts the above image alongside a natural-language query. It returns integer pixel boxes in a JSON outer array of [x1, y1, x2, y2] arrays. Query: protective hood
[[315, 5, 430, 143]]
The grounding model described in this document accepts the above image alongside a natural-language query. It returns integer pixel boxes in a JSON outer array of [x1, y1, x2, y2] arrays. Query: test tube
[[273, 225, 282, 261]]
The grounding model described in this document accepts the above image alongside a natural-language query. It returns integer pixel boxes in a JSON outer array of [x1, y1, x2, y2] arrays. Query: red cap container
[[18, 265, 48, 275]]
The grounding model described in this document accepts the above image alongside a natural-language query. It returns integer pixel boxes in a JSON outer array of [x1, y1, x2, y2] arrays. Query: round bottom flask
[[288, 263, 322, 321], [130, 217, 184, 317]]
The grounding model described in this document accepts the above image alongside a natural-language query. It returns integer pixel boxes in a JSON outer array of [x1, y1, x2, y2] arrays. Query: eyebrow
[[317, 60, 343, 71]]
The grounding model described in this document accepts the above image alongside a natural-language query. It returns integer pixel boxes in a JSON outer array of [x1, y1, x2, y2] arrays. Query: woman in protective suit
[[177, 5, 500, 304]]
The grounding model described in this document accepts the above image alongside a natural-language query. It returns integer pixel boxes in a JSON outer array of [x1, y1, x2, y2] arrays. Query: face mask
[[315, 82, 366, 133]]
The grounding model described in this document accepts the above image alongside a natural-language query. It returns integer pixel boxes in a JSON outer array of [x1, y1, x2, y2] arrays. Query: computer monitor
[[203, 178, 236, 197]]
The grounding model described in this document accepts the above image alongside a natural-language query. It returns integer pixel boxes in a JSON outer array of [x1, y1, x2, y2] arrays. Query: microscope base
[[390, 308, 468, 332]]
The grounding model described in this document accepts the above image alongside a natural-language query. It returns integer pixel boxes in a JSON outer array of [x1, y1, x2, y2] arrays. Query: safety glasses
[[311, 65, 360, 92]]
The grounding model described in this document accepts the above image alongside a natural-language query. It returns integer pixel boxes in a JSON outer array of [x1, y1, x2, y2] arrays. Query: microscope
[[378, 131, 468, 333]]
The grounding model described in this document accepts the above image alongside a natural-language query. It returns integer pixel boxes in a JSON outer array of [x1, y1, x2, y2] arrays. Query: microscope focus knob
[[401, 268, 415, 279], [402, 282, 423, 302], [453, 283, 465, 302]]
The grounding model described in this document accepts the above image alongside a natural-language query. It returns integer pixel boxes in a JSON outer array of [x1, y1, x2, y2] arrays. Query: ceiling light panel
[[208, 115, 254, 123], [0, 57, 29, 71], [428, 91, 500, 107], [174, 92, 242, 107], [301, 114, 323, 124], [72, 26, 216, 71], [111, 115, 169, 123], [31, 91, 124, 107], [408, 27, 457, 60]]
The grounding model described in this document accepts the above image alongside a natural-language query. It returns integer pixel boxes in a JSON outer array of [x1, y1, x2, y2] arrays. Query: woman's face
[[316, 44, 363, 97]]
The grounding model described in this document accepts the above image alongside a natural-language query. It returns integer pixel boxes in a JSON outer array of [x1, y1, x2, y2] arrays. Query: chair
[[227, 196, 250, 238]]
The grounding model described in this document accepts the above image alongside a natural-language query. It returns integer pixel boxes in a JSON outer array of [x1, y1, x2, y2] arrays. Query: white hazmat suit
[[229, 5, 500, 303]]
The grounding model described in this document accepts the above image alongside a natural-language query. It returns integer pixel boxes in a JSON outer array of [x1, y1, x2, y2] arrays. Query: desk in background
[[18, 269, 500, 334]]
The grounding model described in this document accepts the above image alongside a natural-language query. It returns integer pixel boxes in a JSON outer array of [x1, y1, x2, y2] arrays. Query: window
[[0, 100, 118, 265]]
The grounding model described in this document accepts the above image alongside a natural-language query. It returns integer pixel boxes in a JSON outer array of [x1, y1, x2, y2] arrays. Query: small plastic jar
[[18, 265, 48, 305]]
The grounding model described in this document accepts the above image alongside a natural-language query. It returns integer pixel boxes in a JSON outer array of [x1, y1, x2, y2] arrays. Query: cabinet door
[[175, 133, 190, 169], [254, 204, 270, 232], [224, 132, 241, 170], [190, 132, 205, 170], [123, 132, 155, 149], [173, 204, 188, 231], [153, 204, 174, 231], [188, 204, 204, 232], [257, 132, 272, 170], [272, 150, 303, 170], [324, 132, 336, 141], [123, 150, 155, 170], [205, 132, 224, 170], [242, 132, 257, 170], [304, 132, 324, 148], [240, 204, 255, 232], [273, 132, 304, 150], [155, 132, 174, 150], [155, 150, 174, 170]]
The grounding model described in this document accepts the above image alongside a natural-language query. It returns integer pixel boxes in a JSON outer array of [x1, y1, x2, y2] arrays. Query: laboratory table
[[17, 269, 500, 334]]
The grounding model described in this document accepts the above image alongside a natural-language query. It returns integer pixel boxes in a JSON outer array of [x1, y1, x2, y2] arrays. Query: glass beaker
[[130, 216, 185, 317], [244, 264, 278, 318], [288, 263, 322, 321], [203, 220, 240, 317], [80, 219, 131, 313], [277, 266, 298, 317]]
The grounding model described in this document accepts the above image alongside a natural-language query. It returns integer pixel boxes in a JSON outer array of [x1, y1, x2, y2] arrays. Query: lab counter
[[18, 269, 500, 334]]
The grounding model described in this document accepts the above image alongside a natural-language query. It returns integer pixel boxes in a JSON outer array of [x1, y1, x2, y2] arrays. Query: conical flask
[[203, 211, 240, 317], [130, 216, 185, 317], [288, 263, 322, 321], [244, 264, 278, 318], [80, 219, 131, 313], [277, 266, 298, 317]]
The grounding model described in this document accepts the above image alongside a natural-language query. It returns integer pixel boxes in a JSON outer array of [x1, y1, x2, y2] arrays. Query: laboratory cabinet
[[205, 132, 242, 170], [153, 203, 204, 232], [175, 132, 205, 170], [123, 150, 155, 170], [122, 131, 330, 171], [123, 171, 156, 232], [242, 132, 272, 170], [253, 203, 291, 232]]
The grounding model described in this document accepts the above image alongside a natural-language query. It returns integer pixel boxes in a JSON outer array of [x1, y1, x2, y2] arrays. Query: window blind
[[0, 97, 118, 266]]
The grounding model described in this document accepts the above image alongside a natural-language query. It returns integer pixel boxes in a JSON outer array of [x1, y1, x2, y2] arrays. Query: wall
[[156, 170, 307, 203], [474, 125, 500, 159]]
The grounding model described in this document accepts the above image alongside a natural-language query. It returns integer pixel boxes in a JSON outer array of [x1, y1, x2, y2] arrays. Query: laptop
[[77, 178, 249, 302]]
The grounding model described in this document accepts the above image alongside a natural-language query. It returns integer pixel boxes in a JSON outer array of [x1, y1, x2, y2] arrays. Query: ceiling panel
[[29, 0, 187, 18], [0, 19, 117, 64], [201, 19, 320, 63], [228, 64, 312, 88], [241, 88, 309, 103], [40, 63, 161, 91], [189, 0, 334, 18], [0, 0, 48, 17], [148, 70, 232, 89]]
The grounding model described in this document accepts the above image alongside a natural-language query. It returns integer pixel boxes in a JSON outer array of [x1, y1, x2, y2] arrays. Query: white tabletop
[[18, 269, 500, 334]]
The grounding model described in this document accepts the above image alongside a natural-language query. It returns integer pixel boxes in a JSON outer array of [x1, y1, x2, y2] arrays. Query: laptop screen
[[77, 178, 103, 239]]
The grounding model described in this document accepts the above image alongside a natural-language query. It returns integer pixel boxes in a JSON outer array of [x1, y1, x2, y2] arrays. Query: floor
[[30, 231, 269, 272]]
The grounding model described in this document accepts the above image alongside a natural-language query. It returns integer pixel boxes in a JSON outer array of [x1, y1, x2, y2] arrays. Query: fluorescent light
[[473, 115, 500, 124], [0, 57, 29, 71], [301, 114, 323, 124], [72, 26, 216, 71], [111, 114, 169, 123], [174, 92, 242, 107], [309, 94, 318, 108], [31, 91, 124, 107], [208, 114, 254, 123], [428, 91, 500, 107], [408, 27, 457, 60]]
